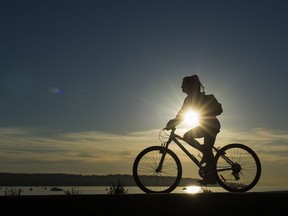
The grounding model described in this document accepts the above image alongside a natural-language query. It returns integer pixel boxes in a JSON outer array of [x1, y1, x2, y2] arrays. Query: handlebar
[[163, 127, 176, 132], [159, 127, 177, 143], [161, 127, 185, 142]]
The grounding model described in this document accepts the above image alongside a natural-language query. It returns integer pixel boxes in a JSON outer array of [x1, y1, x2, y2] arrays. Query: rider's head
[[181, 75, 204, 95]]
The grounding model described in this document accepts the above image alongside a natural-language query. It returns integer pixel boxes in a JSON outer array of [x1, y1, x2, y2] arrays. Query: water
[[1, 185, 287, 196]]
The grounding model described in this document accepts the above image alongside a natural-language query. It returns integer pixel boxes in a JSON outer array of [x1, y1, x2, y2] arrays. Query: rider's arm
[[165, 97, 188, 130], [165, 119, 181, 130]]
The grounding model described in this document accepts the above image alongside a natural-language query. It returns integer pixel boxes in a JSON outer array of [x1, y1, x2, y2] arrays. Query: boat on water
[[50, 187, 63, 191]]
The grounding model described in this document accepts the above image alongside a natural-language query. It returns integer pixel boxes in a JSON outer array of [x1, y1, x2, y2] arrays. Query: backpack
[[200, 94, 223, 116]]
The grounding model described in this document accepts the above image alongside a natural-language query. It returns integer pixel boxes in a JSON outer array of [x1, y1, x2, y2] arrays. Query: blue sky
[[0, 0, 288, 188]]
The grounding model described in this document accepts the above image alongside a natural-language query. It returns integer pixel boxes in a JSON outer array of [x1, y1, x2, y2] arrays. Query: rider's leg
[[197, 134, 217, 185], [198, 122, 220, 184], [200, 121, 220, 170], [203, 135, 216, 174], [183, 127, 204, 152]]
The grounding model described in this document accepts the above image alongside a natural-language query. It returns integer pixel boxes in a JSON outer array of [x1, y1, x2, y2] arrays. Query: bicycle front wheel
[[133, 146, 182, 193], [214, 143, 261, 192]]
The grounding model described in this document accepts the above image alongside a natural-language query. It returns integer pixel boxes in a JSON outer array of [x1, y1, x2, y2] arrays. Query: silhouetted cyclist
[[164, 75, 223, 184]]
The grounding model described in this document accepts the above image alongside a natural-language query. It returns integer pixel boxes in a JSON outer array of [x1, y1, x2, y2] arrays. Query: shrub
[[64, 187, 79, 195], [4, 187, 23, 196], [106, 179, 128, 195]]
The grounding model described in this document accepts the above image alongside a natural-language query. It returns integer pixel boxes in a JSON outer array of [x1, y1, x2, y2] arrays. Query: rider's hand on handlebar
[[164, 124, 171, 130], [164, 119, 175, 130]]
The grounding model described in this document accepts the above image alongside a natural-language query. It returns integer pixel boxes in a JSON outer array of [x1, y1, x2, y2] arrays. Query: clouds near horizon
[[0, 126, 287, 186]]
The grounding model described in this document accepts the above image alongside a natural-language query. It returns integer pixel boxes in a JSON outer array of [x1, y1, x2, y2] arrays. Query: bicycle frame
[[160, 128, 235, 170], [160, 129, 203, 169]]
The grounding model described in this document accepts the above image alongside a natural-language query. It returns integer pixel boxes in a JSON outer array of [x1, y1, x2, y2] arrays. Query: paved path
[[1, 191, 287, 215]]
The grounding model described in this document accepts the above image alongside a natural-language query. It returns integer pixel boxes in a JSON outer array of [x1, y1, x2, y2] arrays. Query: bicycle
[[133, 127, 261, 193]]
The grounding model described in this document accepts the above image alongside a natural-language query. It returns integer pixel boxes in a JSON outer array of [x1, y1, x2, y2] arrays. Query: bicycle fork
[[155, 147, 167, 172], [155, 141, 172, 173]]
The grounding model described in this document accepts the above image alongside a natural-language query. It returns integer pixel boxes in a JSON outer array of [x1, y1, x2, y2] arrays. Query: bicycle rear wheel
[[214, 143, 261, 192], [133, 146, 182, 193]]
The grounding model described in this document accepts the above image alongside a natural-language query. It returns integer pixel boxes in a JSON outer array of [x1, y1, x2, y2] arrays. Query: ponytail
[[193, 75, 205, 93]]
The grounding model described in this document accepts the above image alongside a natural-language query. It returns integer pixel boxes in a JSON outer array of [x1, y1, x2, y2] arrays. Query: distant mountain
[[0, 172, 198, 186]]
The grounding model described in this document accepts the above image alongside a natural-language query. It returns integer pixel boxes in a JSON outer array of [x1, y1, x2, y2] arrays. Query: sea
[[1, 185, 287, 196]]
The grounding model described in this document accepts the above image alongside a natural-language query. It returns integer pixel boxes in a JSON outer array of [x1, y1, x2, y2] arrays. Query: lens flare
[[184, 111, 199, 126], [49, 87, 64, 94]]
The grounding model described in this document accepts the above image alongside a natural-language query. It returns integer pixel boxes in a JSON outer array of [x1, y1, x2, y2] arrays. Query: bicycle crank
[[231, 163, 241, 180]]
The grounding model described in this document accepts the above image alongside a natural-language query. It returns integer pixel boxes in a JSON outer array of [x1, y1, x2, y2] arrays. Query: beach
[[1, 191, 287, 215]]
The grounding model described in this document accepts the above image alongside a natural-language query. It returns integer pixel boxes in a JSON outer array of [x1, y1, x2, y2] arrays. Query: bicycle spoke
[[214, 143, 261, 192], [133, 146, 182, 193]]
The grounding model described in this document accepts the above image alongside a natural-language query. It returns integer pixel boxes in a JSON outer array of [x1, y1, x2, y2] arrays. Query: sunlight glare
[[184, 111, 199, 126], [183, 186, 201, 194]]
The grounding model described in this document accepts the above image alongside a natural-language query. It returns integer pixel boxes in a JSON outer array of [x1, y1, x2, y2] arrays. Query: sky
[[0, 0, 288, 188]]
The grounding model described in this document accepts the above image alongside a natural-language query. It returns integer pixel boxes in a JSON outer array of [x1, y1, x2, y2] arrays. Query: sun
[[184, 111, 199, 126]]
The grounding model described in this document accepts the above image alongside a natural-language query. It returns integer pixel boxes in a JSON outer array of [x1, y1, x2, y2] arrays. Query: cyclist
[[164, 75, 222, 184]]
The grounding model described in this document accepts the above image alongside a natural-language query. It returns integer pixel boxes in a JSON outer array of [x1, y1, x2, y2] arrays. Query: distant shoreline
[[0, 172, 198, 186]]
